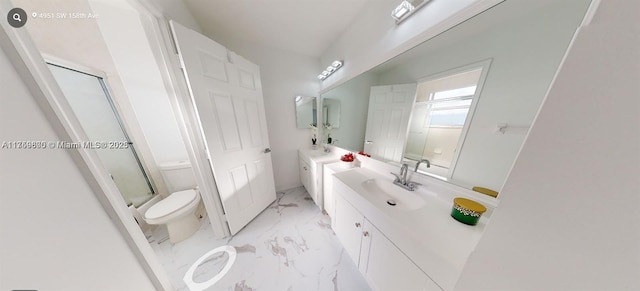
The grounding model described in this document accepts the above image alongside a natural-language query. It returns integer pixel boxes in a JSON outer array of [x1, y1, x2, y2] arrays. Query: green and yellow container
[[451, 197, 486, 225]]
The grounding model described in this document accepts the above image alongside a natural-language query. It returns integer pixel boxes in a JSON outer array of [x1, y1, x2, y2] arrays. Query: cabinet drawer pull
[[355, 222, 361, 228], [363, 231, 369, 237]]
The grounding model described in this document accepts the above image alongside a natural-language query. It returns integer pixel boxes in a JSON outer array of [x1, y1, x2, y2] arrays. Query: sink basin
[[306, 150, 327, 157], [361, 179, 426, 211]]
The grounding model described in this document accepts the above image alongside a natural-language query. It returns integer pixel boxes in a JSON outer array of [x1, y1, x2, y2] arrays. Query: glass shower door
[[48, 64, 155, 207]]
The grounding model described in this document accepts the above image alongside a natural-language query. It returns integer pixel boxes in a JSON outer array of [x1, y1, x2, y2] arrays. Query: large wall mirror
[[320, 0, 592, 193], [322, 98, 341, 128]]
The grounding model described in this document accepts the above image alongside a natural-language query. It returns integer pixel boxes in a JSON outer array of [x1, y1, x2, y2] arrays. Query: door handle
[[365, 140, 374, 144], [263, 148, 271, 153]]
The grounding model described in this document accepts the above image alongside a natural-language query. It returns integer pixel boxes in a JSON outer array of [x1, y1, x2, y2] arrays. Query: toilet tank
[[158, 160, 197, 193]]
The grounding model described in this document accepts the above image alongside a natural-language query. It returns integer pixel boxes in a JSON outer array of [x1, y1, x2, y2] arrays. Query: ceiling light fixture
[[392, 0, 432, 24], [392, 1, 414, 20], [317, 60, 344, 81]]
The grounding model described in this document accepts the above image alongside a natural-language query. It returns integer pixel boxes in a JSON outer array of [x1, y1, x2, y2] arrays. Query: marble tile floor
[[147, 187, 371, 291]]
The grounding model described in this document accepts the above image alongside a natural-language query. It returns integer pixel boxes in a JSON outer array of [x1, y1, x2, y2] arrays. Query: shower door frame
[[45, 59, 158, 206]]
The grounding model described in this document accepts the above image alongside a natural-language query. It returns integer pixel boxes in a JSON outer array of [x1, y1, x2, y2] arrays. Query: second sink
[[361, 178, 426, 211]]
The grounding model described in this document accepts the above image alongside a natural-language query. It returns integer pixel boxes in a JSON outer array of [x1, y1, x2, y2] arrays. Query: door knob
[[363, 231, 369, 237], [263, 148, 271, 153], [355, 222, 361, 228]]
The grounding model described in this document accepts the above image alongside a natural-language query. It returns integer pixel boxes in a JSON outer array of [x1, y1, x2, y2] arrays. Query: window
[[404, 66, 485, 179]]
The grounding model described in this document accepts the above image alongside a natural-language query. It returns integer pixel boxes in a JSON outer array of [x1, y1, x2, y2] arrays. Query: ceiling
[[182, 0, 368, 58]]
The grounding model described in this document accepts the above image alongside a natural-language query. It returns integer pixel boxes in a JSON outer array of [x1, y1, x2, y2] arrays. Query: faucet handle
[[390, 172, 402, 183], [407, 181, 421, 191]]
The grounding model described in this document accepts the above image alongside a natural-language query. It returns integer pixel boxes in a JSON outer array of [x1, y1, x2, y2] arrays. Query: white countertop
[[333, 167, 489, 290], [298, 147, 340, 165]]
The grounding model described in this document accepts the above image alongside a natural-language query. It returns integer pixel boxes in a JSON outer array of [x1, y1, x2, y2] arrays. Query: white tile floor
[[147, 187, 370, 291]]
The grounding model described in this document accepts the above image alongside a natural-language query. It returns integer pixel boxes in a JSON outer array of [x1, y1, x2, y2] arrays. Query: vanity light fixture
[[392, 1, 414, 20], [317, 60, 344, 81], [392, 0, 433, 23]]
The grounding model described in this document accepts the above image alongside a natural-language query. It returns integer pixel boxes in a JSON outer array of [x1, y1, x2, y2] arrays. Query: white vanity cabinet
[[334, 194, 365, 264], [299, 158, 312, 195], [323, 162, 352, 226], [335, 194, 441, 291], [298, 149, 339, 208]]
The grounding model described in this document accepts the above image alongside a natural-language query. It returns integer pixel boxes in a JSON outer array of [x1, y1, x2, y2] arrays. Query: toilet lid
[[145, 189, 198, 220]]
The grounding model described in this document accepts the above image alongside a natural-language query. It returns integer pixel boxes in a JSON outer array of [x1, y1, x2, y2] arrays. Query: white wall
[[455, 0, 640, 289], [138, 0, 202, 33], [319, 0, 499, 91], [90, 0, 189, 166], [375, 0, 590, 191], [0, 40, 155, 291]]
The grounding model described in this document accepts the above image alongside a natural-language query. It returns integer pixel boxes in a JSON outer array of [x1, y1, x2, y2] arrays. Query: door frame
[[126, 0, 230, 238]]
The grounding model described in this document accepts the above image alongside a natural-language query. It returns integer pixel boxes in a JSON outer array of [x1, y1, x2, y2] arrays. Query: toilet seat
[[145, 189, 199, 224], [183, 246, 237, 291]]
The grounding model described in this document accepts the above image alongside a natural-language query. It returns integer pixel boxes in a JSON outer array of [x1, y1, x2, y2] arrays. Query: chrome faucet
[[414, 159, 431, 172], [391, 163, 420, 191], [400, 163, 408, 183], [324, 139, 339, 153]]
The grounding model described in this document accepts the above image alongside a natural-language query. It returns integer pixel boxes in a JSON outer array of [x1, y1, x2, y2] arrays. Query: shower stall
[[48, 63, 155, 207]]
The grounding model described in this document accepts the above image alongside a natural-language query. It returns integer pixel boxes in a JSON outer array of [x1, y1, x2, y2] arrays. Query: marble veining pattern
[[148, 187, 370, 291]]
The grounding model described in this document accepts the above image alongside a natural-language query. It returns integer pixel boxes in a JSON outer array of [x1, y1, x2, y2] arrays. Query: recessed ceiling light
[[327, 66, 336, 72], [321, 71, 330, 76], [317, 74, 327, 80], [331, 60, 343, 68]]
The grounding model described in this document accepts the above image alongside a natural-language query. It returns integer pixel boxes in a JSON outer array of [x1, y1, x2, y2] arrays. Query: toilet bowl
[[144, 189, 201, 243]]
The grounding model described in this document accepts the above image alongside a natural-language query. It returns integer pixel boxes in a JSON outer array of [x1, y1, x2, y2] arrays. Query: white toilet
[[144, 161, 202, 243]]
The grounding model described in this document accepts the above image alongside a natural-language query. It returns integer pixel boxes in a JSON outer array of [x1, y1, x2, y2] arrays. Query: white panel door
[[171, 21, 276, 234], [364, 84, 417, 162], [405, 103, 430, 160]]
